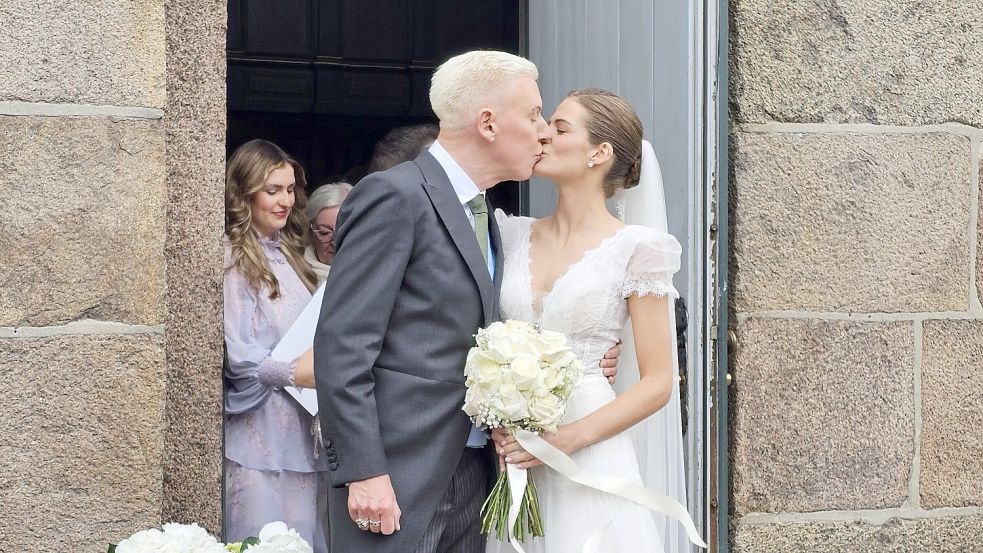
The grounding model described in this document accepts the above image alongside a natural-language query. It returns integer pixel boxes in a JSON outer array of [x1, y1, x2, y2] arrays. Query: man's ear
[[477, 108, 497, 143]]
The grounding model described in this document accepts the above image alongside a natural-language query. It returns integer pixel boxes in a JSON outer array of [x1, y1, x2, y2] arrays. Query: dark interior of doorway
[[226, 0, 529, 214]]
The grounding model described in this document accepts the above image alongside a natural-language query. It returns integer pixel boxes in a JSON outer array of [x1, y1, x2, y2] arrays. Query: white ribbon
[[512, 428, 707, 551], [506, 464, 529, 553]]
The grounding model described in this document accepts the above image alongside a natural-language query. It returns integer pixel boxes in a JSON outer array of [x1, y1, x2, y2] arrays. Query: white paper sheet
[[271, 282, 325, 416]]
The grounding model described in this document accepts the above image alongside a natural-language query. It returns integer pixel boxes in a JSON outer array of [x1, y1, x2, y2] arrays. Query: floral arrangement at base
[[462, 319, 584, 542], [108, 521, 312, 553]]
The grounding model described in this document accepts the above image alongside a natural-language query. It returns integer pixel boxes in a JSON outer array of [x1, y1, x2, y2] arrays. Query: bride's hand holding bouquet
[[462, 320, 585, 544]]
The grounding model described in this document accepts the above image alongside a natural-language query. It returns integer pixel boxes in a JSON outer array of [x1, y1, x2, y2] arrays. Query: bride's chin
[[532, 164, 552, 179]]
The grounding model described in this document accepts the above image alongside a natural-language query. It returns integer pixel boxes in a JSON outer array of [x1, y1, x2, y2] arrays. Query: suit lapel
[[416, 152, 496, 325]]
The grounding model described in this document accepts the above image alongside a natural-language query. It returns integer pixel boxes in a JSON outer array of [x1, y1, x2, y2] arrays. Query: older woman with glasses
[[304, 182, 353, 282]]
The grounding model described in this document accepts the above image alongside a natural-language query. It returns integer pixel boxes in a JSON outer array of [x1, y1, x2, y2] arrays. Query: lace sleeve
[[622, 229, 683, 299]]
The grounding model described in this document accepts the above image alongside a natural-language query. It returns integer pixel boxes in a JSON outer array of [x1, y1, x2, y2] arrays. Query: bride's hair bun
[[624, 154, 642, 190], [565, 88, 643, 198]]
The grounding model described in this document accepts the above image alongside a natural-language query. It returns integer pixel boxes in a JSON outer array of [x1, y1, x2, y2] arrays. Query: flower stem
[[481, 470, 546, 542]]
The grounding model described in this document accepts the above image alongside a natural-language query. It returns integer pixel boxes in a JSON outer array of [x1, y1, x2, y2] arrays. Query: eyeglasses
[[310, 225, 335, 243]]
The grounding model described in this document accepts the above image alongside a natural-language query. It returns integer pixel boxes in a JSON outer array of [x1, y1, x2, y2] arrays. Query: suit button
[[330, 463, 339, 471], [323, 440, 332, 448]]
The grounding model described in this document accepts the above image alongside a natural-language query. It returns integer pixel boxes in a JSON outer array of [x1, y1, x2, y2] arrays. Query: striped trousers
[[412, 447, 490, 553]]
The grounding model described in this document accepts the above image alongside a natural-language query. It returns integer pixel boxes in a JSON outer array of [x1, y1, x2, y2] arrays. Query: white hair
[[430, 50, 539, 130], [305, 182, 352, 221]]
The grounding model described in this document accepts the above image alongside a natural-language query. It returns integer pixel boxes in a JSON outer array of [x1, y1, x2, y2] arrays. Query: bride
[[488, 88, 689, 553]]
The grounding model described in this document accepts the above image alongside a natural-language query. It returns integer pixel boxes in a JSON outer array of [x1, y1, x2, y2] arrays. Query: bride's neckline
[[527, 221, 631, 299]]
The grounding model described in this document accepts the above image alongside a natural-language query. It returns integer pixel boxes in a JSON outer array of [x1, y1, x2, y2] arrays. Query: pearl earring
[[588, 159, 595, 168]]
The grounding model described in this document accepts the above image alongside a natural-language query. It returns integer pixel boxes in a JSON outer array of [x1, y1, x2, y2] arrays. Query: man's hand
[[600, 340, 622, 384], [348, 474, 401, 535]]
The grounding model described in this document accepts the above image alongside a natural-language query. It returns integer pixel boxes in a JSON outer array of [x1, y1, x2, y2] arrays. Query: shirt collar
[[428, 140, 482, 205]]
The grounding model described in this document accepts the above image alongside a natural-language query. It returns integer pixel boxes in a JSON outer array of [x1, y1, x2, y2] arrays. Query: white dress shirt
[[428, 140, 496, 278]]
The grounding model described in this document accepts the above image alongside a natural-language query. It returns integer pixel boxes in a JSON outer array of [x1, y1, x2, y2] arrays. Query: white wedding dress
[[486, 214, 682, 553]]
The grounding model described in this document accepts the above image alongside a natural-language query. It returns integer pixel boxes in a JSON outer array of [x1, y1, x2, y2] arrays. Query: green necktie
[[466, 194, 489, 264]]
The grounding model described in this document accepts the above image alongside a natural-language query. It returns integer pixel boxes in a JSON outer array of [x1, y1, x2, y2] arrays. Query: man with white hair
[[313, 50, 617, 553]]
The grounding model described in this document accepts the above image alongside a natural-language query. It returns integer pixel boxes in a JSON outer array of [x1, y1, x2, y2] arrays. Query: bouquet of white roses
[[109, 521, 313, 553], [463, 319, 584, 543]]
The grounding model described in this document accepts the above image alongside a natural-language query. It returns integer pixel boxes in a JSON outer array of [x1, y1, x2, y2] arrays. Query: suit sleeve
[[314, 173, 415, 487]]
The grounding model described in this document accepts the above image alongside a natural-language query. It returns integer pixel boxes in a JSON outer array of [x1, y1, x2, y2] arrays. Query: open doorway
[[224, 0, 728, 550], [227, 0, 528, 212]]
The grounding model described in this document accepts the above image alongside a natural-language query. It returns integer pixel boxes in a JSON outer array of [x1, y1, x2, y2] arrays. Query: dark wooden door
[[227, 0, 529, 213]]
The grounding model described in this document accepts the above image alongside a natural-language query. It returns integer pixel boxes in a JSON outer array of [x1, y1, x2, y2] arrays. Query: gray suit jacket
[[313, 151, 504, 553]]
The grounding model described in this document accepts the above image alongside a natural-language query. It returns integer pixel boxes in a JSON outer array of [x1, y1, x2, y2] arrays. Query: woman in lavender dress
[[223, 139, 327, 552]]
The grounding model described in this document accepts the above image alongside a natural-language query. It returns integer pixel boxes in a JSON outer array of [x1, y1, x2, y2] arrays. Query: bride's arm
[[495, 294, 674, 468]]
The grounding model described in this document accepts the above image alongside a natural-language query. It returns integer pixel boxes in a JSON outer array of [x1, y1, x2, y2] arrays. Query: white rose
[[512, 333, 544, 357], [551, 350, 580, 370], [485, 334, 517, 364], [115, 529, 181, 553], [466, 349, 504, 385], [494, 381, 529, 421], [542, 363, 564, 389], [475, 321, 505, 349], [540, 345, 573, 366], [463, 387, 483, 418], [510, 353, 544, 392], [535, 329, 567, 352], [538, 329, 567, 349], [528, 393, 563, 430], [483, 321, 509, 338], [257, 521, 314, 553]]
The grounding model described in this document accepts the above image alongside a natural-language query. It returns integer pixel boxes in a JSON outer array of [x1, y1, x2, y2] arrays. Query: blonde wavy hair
[[225, 139, 318, 298]]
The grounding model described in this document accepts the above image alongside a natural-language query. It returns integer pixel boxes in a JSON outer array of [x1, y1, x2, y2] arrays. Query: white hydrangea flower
[[115, 529, 181, 553], [236, 544, 279, 553], [256, 521, 314, 553], [159, 523, 227, 553]]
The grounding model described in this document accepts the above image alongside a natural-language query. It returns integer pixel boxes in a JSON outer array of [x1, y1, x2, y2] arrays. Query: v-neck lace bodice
[[497, 214, 681, 377]]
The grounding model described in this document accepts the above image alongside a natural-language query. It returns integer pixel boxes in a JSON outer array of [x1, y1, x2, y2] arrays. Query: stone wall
[[728, 0, 983, 550], [161, 0, 227, 532], [0, 1, 225, 550]]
